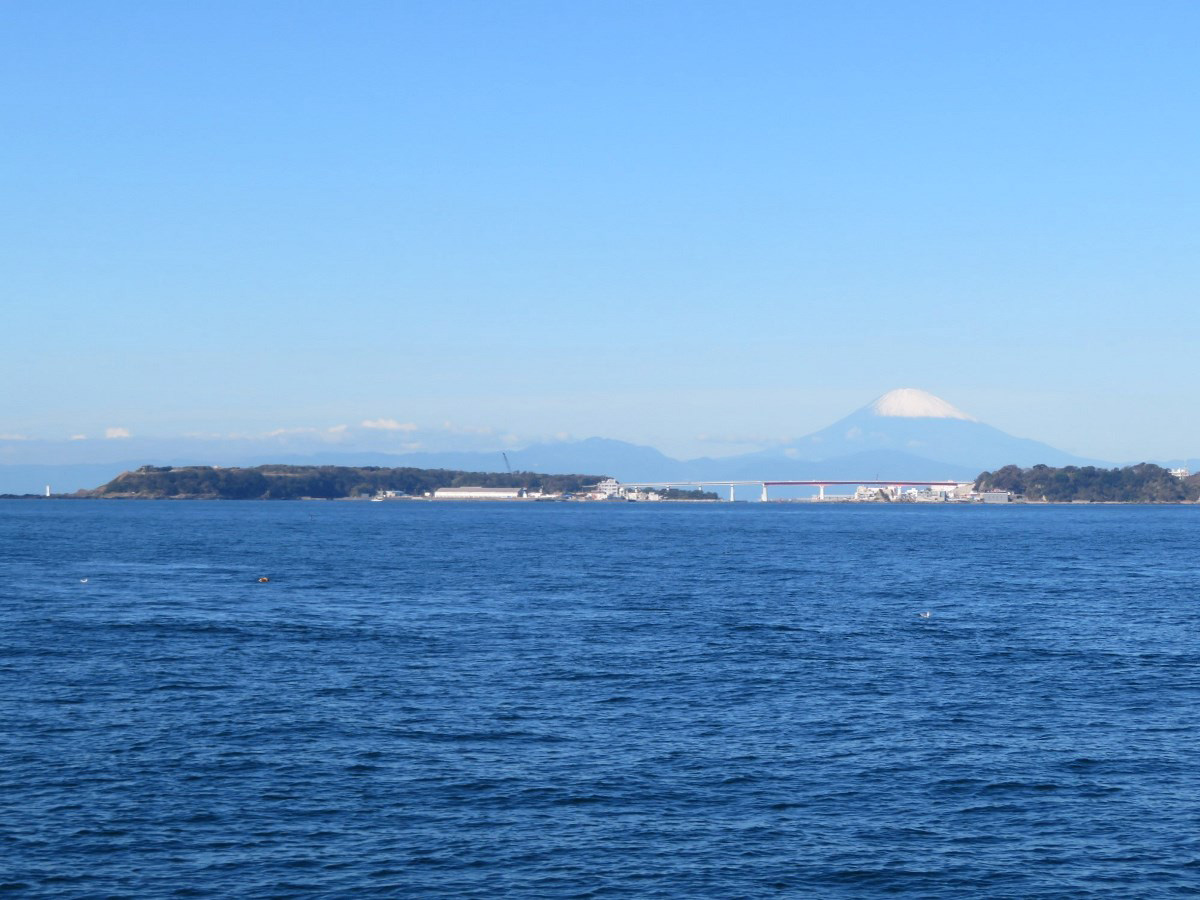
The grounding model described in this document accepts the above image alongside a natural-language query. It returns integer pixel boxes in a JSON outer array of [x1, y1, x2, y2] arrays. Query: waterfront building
[[432, 486, 524, 500], [595, 478, 623, 497], [626, 489, 663, 501]]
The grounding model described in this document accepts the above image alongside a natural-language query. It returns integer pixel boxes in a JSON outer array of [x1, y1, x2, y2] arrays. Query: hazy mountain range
[[380, 389, 1111, 483], [2, 389, 1191, 495]]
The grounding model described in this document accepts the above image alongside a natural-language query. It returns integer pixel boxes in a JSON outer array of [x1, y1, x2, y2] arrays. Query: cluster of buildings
[[425, 481, 705, 502], [372, 479, 1020, 503], [373, 487, 545, 501], [371, 479, 715, 502], [601, 478, 1004, 503], [851, 483, 979, 502], [590, 479, 702, 502]]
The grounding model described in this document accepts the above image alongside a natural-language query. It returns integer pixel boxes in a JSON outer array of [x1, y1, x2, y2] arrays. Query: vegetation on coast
[[658, 488, 720, 500], [975, 463, 1200, 503], [85, 465, 607, 500]]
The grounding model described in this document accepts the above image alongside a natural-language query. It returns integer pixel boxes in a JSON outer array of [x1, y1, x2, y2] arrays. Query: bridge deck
[[620, 480, 961, 488]]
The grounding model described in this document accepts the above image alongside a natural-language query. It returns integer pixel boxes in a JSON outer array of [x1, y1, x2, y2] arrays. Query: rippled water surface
[[2, 500, 1199, 897]]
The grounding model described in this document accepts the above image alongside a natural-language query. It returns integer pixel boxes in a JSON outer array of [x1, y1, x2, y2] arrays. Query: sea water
[[1, 500, 1198, 896]]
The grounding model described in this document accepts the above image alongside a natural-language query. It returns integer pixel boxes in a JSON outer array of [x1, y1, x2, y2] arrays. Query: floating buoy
[[918, 611, 931, 618], [80, 578, 88, 583], [257, 577, 270, 583]]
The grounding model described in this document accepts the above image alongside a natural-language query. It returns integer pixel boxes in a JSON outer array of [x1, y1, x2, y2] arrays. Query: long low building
[[432, 486, 524, 500]]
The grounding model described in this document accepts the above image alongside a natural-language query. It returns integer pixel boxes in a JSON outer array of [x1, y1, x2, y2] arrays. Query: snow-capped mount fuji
[[771, 388, 1102, 473], [867, 388, 976, 421]]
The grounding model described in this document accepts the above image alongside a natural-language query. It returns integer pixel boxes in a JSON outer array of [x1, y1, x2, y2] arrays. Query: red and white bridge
[[617, 479, 963, 502]]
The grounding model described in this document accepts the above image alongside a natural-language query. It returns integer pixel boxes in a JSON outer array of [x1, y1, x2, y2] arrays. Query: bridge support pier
[[818, 485, 825, 501], [729, 484, 735, 502], [760, 483, 768, 503]]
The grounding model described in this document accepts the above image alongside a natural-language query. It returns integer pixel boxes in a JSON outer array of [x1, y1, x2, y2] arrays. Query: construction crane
[[502, 452, 512, 473]]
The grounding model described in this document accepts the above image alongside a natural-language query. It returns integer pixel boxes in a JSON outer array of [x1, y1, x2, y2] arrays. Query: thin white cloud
[[327, 424, 348, 434], [105, 427, 132, 439], [264, 427, 317, 437], [69, 434, 88, 441], [362, 418, 419, 432], [0, 433, 29, 441]]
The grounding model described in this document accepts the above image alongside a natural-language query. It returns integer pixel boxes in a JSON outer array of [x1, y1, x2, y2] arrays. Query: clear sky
[[2, 1, 1198, 461]]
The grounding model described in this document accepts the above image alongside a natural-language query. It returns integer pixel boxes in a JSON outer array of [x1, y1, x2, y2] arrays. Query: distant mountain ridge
[[379, 390, 1104, 483], [0, 389, 1125, 494], [769, 388, 1105, 471]]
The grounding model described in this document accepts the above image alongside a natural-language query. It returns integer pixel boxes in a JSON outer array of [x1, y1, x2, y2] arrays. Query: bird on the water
[[80, 578, 88, 583], [257, 577, 270, 583], [918, 611, 931, 618]]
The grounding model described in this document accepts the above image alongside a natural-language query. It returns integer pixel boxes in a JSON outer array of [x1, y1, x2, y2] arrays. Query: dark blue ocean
[[2, 501, 1198, 897]]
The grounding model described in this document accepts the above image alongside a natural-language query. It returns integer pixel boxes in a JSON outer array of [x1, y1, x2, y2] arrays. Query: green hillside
[[976, 463, 1200, 502], [86, 465, 605, 500]]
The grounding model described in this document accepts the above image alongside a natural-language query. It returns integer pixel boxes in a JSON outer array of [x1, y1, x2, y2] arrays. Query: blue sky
[[2, 1, 1198, 461]]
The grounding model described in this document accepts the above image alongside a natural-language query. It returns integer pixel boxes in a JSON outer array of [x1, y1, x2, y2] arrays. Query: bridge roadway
[[617, 479, 962, 502]]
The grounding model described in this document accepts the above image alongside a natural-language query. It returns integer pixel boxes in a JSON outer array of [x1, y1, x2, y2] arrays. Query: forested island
[[976, 463, 1200, 503], [84, 465, 606, 500]]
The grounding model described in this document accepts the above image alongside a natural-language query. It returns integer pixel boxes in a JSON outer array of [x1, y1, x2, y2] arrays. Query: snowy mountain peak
[[869, 388, 976, 421]]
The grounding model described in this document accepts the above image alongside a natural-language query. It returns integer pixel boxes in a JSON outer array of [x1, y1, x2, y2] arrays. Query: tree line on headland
[[976, 463, 1200, 503], [82, 465, 607, 500]]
